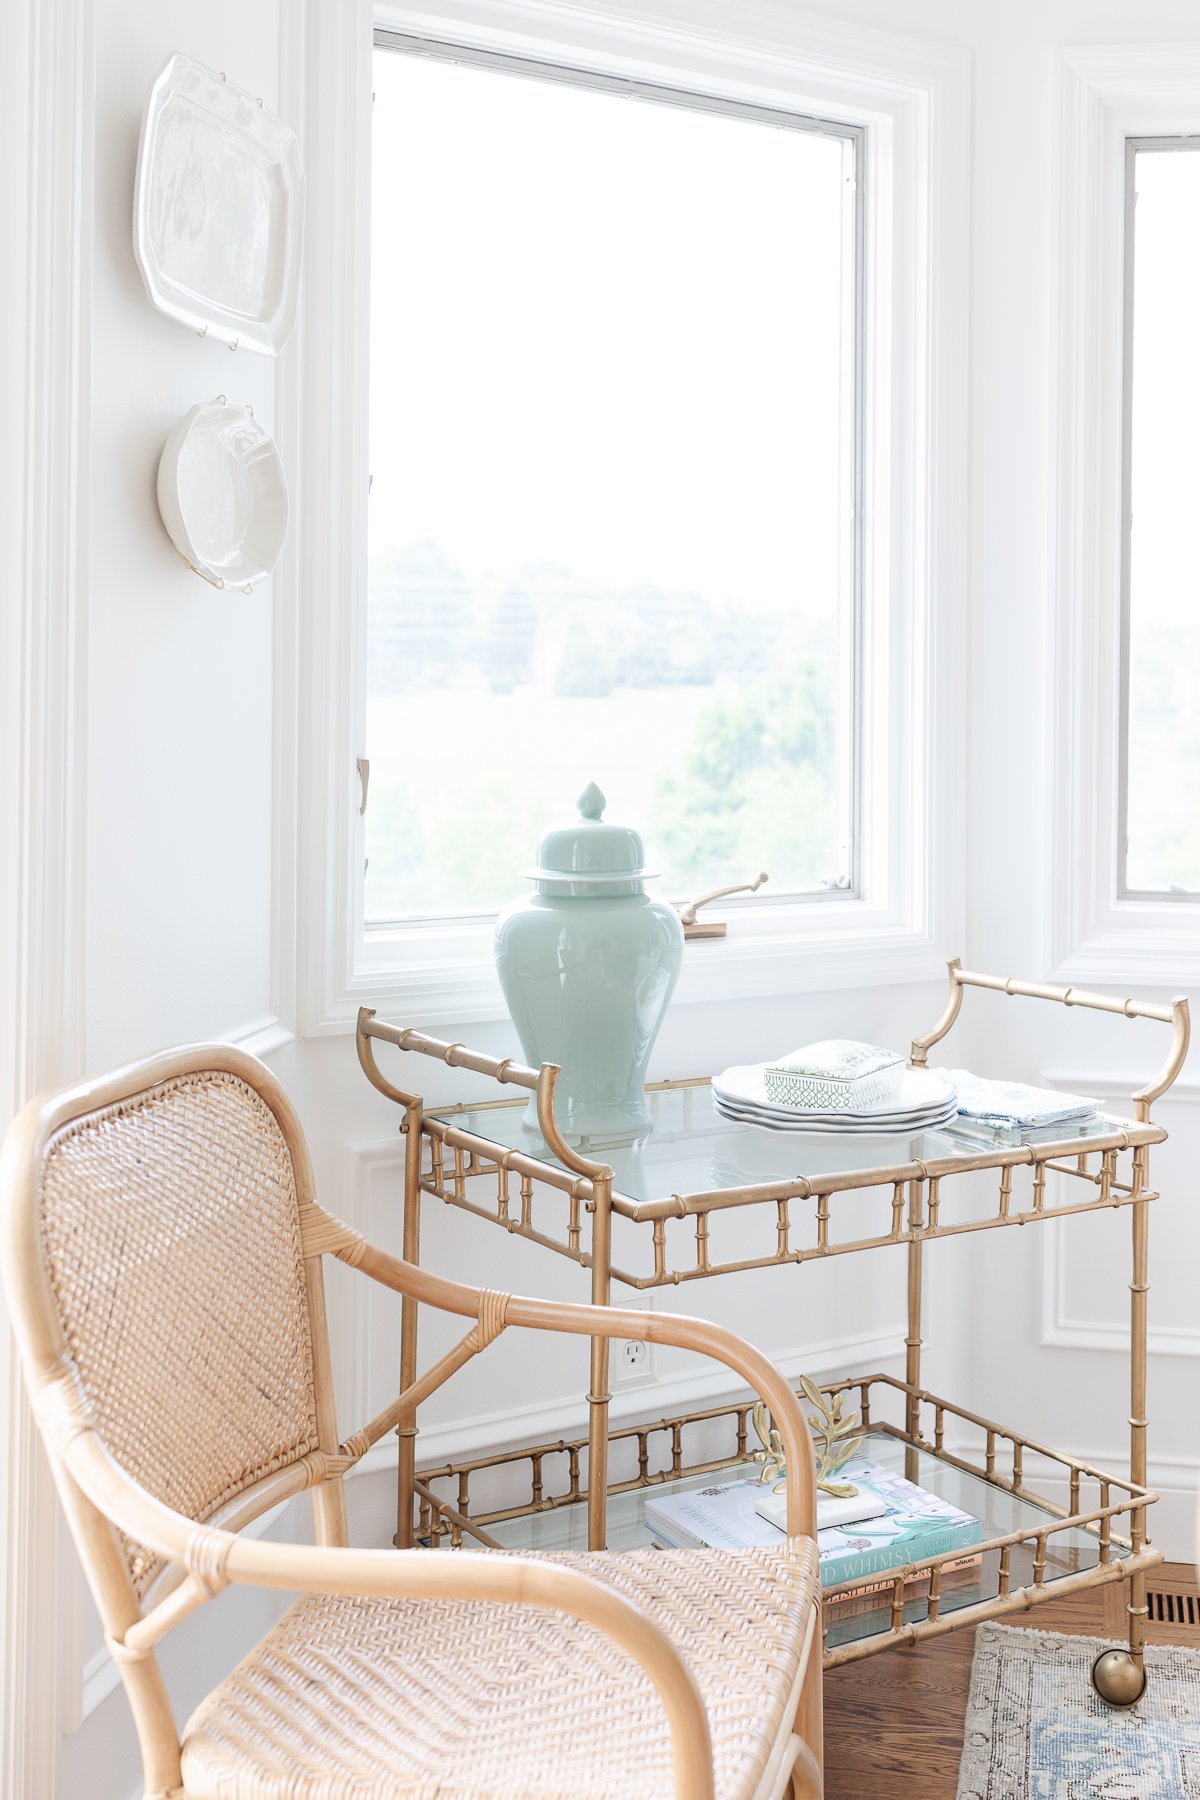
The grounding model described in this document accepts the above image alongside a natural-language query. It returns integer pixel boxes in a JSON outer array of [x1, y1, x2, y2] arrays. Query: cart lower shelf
[[409, 1373, 1161, 1672]]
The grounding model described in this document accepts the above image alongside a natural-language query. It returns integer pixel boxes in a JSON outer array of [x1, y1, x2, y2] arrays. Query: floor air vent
[[1104, 1568, 1200, 1643], [1147, 1584, 1200, 1632]]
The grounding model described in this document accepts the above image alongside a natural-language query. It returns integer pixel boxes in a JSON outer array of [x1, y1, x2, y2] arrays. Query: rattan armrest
[[341, 1227, 818, 1537], [61, 1429, 717, 1800]]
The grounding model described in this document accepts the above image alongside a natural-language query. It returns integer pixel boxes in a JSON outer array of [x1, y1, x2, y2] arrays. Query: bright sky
[[1125, 145, 1200, 891], [1129, 148, 1200, 633], [368, 48, 850, 615]]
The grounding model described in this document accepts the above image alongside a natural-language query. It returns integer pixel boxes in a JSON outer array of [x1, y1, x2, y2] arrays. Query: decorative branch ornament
[[752, 1377, 865, 1498]]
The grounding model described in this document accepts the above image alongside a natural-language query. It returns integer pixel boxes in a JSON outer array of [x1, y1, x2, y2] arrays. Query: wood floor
[[823, 1564, 1200, 1799]]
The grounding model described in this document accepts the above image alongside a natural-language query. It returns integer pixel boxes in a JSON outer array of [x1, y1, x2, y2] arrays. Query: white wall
[[4, 0, 291, 1792], [5, 0, 1200, 1795], [85, 0, 279, 1069]]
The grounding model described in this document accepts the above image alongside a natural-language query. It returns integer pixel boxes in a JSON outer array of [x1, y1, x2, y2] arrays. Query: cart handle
[[910, 960, 1190, 1122], [356, 1010, 612, 1179]]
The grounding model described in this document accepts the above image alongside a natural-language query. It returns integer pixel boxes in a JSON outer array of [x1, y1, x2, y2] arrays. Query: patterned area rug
[[957, 1623, 1200, 1799]]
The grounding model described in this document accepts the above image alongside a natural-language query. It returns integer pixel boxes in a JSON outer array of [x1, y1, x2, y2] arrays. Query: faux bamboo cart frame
[[356, 960, 1191, 1706]]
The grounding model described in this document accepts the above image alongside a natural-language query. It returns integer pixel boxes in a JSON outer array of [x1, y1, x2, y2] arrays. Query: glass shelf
[[464, 1429, 1128, 1653], [431, 1082, 1142, 1206]]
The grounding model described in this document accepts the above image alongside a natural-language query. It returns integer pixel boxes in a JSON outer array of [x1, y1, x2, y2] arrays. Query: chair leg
[[789, 1744, 823, 1800], [791, 1602, 824, 1799]]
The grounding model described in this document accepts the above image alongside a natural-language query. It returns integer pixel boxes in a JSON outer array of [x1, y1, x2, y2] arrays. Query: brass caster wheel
[[1090, 1647, 1147, 1709]]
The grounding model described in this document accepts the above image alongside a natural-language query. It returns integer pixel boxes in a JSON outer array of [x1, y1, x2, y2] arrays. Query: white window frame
[[1049, 46, 1200, 988], [283, 0, 969, 1034], [366, 36, 868, 926], [1117, 133, 1200, 906]]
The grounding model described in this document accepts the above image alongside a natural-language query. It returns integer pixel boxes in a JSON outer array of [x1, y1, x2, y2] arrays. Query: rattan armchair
[[0, 1044, 823, 1800]]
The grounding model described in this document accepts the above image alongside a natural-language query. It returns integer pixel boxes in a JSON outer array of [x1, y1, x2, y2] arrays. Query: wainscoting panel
[[1040, 1074, 1200, 1357]]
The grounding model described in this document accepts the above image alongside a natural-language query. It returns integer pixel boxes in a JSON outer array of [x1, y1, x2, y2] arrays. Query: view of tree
[[1126, 622, 1200, 891], [364, 537, 843, 916], [651, 659, 838, 890]]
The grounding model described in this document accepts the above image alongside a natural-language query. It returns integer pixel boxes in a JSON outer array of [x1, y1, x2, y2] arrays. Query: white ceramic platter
[[134, 53, 305, 354], [713, 1064, 957, 1123], [157, 399, 288, 590], [712, 1100, 959, 1138]]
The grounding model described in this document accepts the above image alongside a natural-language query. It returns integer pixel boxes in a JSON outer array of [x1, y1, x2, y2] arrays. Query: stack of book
[[644, 1454, 983, 1614]]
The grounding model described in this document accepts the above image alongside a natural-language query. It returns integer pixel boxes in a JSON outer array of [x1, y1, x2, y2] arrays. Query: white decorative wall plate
[[133, 53, 305, 354], [157, 398, 289, 591]]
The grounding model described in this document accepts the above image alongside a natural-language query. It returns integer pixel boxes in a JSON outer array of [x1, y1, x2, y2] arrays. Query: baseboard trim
[[950, 1441, 1199, 1565], [344, 1330, 907, 1489], [226, 1015, 295, 1058]]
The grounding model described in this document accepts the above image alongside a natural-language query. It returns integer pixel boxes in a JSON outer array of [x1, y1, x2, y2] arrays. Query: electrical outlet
[[612, 1295, 655, 1389]]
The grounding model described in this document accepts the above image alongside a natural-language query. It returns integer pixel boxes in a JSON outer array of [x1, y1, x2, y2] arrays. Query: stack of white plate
[[712, 1063, 957, 1135]]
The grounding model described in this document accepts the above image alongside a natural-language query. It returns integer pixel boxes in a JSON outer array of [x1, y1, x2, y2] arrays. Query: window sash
[[280, 0, 968, 1033], [1118, 134, 1200, 903], [366, 28, 867, 931]]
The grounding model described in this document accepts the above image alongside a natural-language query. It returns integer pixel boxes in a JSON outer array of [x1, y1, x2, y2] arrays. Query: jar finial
[[578, 781, 606, 821]]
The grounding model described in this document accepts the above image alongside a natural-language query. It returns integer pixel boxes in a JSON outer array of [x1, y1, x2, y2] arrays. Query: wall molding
[[345, 934, 959, 1035], [340, 1136, 406, 1428], [2, 0, 96, 1791], [268, 3, 314, 1052], [1030, 1449, 1198, 1564], [281, 0, 374, 1040], [1040, 1068, 1200, 1111], [1043, 1232, 1200, 1359], [948, 1437, 1197, 1487], [380, 1325, 907, 1479], [226, 1014, 296, 1058], [80, 1642, 122, 1725], [1040, 1069, 1200, 1358], [945, 1438, 1198, 1561], [1048, 46, 1200, 986]]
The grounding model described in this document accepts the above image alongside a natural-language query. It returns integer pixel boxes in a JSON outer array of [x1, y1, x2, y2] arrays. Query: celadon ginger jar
[[494, 783, 684, 1141]]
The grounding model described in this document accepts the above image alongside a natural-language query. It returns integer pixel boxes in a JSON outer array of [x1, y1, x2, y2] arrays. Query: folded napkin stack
[[940, 1072, 1100, 1146]]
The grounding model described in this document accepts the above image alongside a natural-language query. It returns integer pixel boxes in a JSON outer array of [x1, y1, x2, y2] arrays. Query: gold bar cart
[[356, 961, 1190, 1706]]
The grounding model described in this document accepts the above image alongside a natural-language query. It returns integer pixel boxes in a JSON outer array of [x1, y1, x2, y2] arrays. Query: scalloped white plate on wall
[[157, 399, 289, 590], [133, 52, 305, 354]]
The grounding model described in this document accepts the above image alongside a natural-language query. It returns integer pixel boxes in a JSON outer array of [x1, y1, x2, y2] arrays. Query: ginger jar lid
[[522, 783, 657, 894]]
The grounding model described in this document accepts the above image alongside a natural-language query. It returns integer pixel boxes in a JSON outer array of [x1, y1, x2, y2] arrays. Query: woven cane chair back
[[36, 1065, 321, 1595], [2, 1045, 824, 1800]]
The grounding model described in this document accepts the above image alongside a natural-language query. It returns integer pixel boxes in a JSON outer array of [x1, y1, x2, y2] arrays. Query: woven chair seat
[[180, 1539, 820, 1800]]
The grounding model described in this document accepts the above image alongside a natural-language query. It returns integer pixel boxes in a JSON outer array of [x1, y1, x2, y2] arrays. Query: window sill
[[307, 910, 953, 1035], [1049, 904, 1200, 993]]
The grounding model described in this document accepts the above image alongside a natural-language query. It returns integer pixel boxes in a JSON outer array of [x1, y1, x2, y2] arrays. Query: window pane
[[1124, 145, 1200, 894], [367, 46, 858, 920]]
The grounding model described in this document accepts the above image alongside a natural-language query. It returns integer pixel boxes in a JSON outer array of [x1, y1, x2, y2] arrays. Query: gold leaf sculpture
[[752, 1378, 865, 1498], [750, 1401, 787, 1488]]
